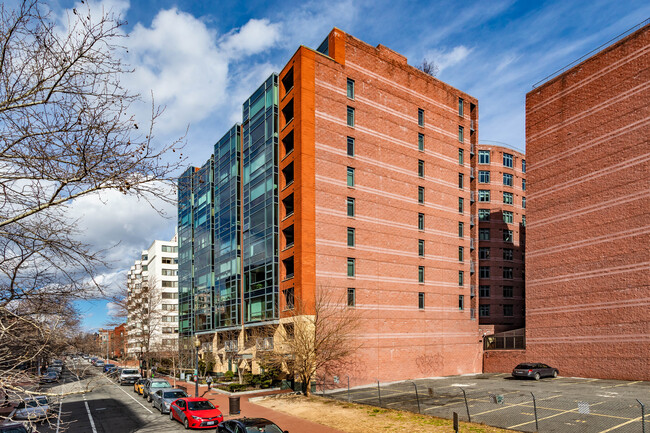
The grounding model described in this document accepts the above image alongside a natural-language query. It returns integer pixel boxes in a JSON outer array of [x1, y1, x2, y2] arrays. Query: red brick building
[[485, 23, 649, 380], [279, 29, 482, 384], [475, 144, 526, 331]]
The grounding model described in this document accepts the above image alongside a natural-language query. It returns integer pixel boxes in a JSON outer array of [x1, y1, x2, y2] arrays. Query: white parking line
[[103, 376, 153, 414], [83, 394, 98, 433], [55, 395, 63, 433]]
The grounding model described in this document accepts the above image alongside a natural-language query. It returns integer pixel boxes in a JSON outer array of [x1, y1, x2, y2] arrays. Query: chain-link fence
[[321, 380, 648, 432]]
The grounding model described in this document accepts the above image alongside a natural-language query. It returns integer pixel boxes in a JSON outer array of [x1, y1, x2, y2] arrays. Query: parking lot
[[324, 373, 650, 432]]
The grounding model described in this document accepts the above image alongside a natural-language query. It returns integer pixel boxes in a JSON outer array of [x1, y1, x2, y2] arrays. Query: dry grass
[[256, 394, 520, 433]]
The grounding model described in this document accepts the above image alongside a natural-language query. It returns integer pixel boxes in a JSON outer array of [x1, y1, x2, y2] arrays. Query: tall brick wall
[[523, 24, 650, 380], [309, 29, 483, 386]]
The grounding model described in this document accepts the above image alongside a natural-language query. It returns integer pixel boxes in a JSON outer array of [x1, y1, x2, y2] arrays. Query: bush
[[228, 383, 247, 393], [224, 370, 234, 380], [261, 379, 272, 389]]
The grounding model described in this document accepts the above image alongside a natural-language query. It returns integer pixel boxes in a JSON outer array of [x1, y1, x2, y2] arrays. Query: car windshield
[[17, 398, 47, 409], [187, 400, 215, 411], [137, 379, 146, 384], [122, 370, 139, 375], [245, 425, 283, 433], [151, 381, 171, 388], [515, 364, 534, 369], [164, 391, 187, 399]]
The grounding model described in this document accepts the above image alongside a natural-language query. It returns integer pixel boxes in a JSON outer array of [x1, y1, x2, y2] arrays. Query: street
[[36, 360, 196, 433]]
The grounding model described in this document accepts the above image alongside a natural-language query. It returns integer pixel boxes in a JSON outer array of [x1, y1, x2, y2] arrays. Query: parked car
[[0, 421, 36, 433], [119, 369, 141, 386], [48, 365, 62, 374], [169, 397, 223, 429], [143, 379, 171, 402], [90, 357, 98, 365], [102, 363, 116, 373], [95, 360, 105, 368], [39, 372, 59, 384], [512, 363, 559, 380], [219, 418, 287, 433], [10, 396, 51, 421], [134, 378, 147, 395], [151, 388, 188, 414]]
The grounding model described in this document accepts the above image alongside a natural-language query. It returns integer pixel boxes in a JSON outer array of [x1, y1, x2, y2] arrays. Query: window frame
[[347, 136, 355, 157], [418, 108, 424, 127], [347, 258, 355, 277], [478, 170, 490, 184], [418, 292, 425, 309], [478, 150, 490, 164], [503, 153, 513, 168], [347, 106, 355, 127], [347, 166, 355, 187], [346, 197, 355, 217], [347, 227, 355, 247], [347, 287, 356, 307], [346, 78, 355, 99], [418, 239, 425, 257], [418, 133, 424, 152]]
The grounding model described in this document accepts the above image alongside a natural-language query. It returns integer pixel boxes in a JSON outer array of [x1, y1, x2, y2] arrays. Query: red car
[[169, 397, 223, 429]]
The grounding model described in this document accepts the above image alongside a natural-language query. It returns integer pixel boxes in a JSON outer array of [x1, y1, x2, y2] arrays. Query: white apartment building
[[126, 235, 179, 358]]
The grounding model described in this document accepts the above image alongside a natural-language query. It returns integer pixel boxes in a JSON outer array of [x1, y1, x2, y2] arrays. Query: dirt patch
[[256, 394, 519, 433]]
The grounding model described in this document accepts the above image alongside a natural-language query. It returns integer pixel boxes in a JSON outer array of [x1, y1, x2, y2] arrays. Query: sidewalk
[[165, 377, 344, 433]]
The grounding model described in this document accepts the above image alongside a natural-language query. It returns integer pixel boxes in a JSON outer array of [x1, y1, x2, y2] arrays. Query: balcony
[[224, 340, 238, 352], [470, 238, 475, 250], [470, 214, 475, 227], [256, 337, 274, 351], [470, 308, 476, 320], [470, 285, 476, 297], [470, 167, 475, 179], [470, 119, 475, 132], [470, 143, 475, 156], [470, 260, 475, 274], [470, 191, 475, 203]]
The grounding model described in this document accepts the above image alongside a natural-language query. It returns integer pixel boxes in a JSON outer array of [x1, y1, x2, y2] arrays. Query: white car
[[10, 396, 50, 421], [119, 369, 141, 386]]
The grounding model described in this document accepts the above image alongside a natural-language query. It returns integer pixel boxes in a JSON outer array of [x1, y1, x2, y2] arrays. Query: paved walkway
[[164, 376, 344, 433]]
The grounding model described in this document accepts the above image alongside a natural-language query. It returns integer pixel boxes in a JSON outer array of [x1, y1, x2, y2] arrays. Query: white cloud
[[426, 46, 473, 74], [219, 19, 282, 57]]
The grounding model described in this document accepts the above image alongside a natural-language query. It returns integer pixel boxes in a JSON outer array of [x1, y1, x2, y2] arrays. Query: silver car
[[10, 396, 50, 421], [151, 389, 188, 414]]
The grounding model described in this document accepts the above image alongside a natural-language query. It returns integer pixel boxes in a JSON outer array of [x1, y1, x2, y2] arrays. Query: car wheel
[[169, 411, 174, 421], [183, 417, 190, 429], [553, 370, 558, 378], [534, 372, 541, 381], [147, 395, 152, 403]]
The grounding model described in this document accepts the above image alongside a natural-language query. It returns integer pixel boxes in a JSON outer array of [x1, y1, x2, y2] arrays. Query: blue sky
[[55, 0, 648, 331]]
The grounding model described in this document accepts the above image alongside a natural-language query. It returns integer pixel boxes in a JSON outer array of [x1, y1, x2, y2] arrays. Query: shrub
[[228, 383, 247, 393], [224, 370, 234, 380]]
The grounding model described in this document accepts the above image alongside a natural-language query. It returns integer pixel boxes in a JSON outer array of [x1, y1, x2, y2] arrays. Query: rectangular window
[[458, 271, 464, 286], [458, 222, 464, 238], [284, 287, 295, 310], [347, 197, 355, 217], [478, 150, 490, 164], [347, 78, 355, 99], [458, 246, 464, 262], [418, 213, 424, 231], [418, 186, 425, 204], [503, 286, 514, 298], [479, 247, 490, 260], [503, 153, 513, 168], [479, 228, 490, 240], [458, 198, 464, 214], [522, 179, 526, 191], [503, 192, 513, 205], [347, 106, 355, 127], [522, 215, 526, 226], [347, 258, 355, 277], [458, 148, 464, 165], [418, 239, 425, 257], [478, 190, 490, 202], [347, 136, 355, 156], [479, 266, 490, 278], [458, 126, 464, 143], [503, 267, 513, 279], [503, 173, 513, 186], [418, 108, 424, 127], [522, 197, 526, 209], [347, 288, 356, 307], [418, 160, 425, 178], [503, 230, 513, 242], [458, 173, 464, 189], [503, 304, 514, 316], [161, 281, 178, 288], [479, 304, 490, 317], [418, 266, 425, 283], [347, 227, 355, 247], [418, 133, 424, 151], [522, 160, 526, 173], [418, 292, 425, 309], [478, 170, 490, 183], [479, 285, 490, 297], [459, 295, 464, 310], [347, 167, 355, 187], [478, 209, 490, 221], [458, 98, 464, 116], [503, 211, 513, 224], [503, 248, 513, 260]]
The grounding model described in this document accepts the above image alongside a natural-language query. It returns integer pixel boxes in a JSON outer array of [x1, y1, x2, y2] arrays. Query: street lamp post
[[194, 336, 201, 397]]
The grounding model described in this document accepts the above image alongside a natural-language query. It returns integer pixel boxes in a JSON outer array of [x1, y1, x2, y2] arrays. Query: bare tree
[[258, 286, 361, 396], [417, 58, 439, 77]]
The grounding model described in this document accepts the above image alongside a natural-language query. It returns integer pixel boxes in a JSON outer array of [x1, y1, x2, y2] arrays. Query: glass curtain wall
[[178, 167, 196, 338], [214, 125, 242, 328], [192, 159, 215, 332], [241, 75, 279, 323]]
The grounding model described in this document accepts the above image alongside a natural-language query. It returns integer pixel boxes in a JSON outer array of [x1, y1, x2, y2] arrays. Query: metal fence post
[[409, 381, 421, 414], [637, 399, 645, 433], [531, 392, 539, 432], [377, 380, 382, 407], [460, 388, 471, 422], [347, 376, 350, 402]]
